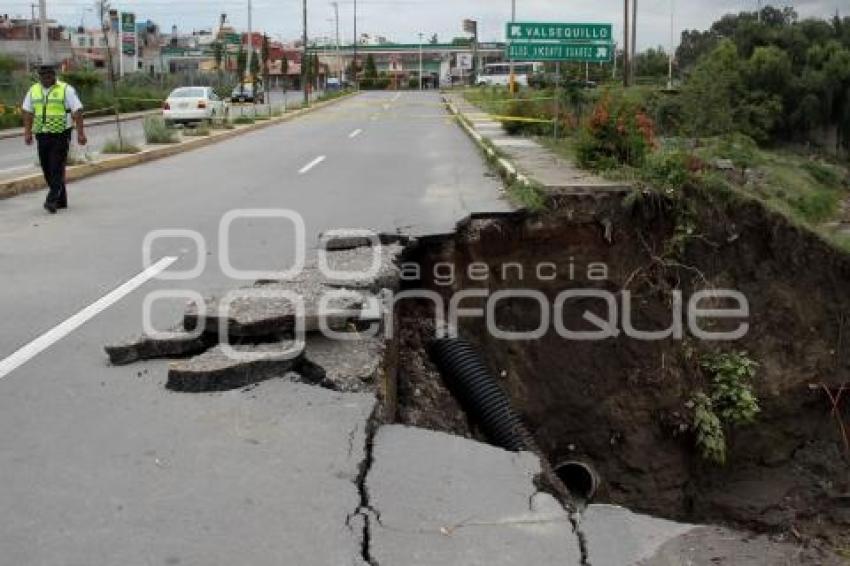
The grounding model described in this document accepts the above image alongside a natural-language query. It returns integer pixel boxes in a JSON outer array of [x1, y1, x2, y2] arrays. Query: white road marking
[[391, 92, 401, 102], [0, 256, 179, 381], [348, 129, 362, 139], [298, 155, 326, 174]]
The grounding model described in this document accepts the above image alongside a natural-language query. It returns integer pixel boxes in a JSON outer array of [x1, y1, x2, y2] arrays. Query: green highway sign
[[507, 42, 613, 62], [506, 22, 613, 44]]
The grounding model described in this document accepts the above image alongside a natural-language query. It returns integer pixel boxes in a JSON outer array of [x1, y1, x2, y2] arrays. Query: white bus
[[477, 62, 544, 87]]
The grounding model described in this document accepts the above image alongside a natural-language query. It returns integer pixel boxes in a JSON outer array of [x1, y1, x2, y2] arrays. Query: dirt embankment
[[394, 188, 850, 549]]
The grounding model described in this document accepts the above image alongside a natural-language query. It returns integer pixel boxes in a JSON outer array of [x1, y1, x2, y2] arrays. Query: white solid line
[[0, 256, 178, 381], [298, 155, 326, 174], [348, 129, 362, 139]]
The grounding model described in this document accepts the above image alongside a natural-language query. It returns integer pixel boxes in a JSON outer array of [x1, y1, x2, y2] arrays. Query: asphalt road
[[0, 89, 316, 176], [0, 91, 507, 565]]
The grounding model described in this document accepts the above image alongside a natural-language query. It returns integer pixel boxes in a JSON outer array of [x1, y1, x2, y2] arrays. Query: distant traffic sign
[[507, 42, 613, 62], [506, 22, 612, 44]]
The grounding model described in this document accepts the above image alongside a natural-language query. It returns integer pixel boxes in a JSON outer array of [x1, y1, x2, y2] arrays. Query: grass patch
[[209, 120, 234, 130], [182, 125, 211, 137], [507, 179, 547, 212], [143, 116, 178, 144], [101, 138, 141, 153], [254, 114, 270, 121], [232, 115, 255, 125]]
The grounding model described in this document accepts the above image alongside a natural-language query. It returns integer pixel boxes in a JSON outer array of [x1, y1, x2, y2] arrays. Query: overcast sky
[[5, 0, 847, 50]]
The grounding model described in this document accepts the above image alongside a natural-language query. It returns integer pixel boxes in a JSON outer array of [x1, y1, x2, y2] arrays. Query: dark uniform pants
[[36, 129, 71, 207]]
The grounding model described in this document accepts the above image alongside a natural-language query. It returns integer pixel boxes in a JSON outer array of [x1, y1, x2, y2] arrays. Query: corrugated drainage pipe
[[428, 337, 599, 501], [428, 338, 528, 452]]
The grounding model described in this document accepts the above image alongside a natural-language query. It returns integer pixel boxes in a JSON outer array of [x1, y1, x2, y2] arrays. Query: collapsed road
[[1, 90, 847, 565]]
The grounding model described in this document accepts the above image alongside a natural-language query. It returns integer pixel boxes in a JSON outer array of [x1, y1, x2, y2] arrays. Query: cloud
[[18, 0, 848, 49]]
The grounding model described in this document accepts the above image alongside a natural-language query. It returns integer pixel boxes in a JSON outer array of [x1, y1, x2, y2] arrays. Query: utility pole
[[418, 32, 423, 90], [757, 0, 762, 22], [39, 0, 48, 64], [623, 0, 630, 87], [353, 0, 358, 89], [631, 0, 637, 84], [26, 4, 35, 72], [509, 0, 516, 93], [667, 0, 674, 89], [331, 2, 341, 82], [100, 1, 116, 94], [302, 0, 309, 106], [245, 0, 252, 86]]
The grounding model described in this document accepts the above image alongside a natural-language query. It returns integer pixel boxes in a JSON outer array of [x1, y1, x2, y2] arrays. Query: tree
[[364, 54, 377, 79], [261, 34, 271, 93], [634, 46, 670, 78], [429, 33, 438, 44], [212, 41, 224, 72], [0, 53, 17, 77], [681, 40, 745, 137], [249, 47, 261, 92], [236, 45, 247, 87]]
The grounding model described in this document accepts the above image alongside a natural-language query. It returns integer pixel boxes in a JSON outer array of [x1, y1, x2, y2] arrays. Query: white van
[[477, 62, 544, 87]]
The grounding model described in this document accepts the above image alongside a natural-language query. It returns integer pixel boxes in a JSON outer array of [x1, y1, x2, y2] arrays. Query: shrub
[[640, 150, 693, 193], [794, 190, 840, 223], [576, 92, 656, 170], [182, 125, 210, 136], [233, 115, 255, 125], [691, 351, 760, 465], [101, 138, 141, 153], [143, 116, 178, 144]]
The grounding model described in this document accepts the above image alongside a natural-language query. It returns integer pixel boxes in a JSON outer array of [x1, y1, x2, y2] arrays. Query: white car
[[163, 87, 228, 126]]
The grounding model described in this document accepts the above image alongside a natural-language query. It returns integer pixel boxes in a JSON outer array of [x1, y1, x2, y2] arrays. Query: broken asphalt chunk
[[298, 334, 385, 392], [105, 329, 214, 366], [166, 341, 302, 392]]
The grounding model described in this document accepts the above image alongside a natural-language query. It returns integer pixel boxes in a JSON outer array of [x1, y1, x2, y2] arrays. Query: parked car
[[231, 83, 264, 103], [162, 87, 228, 126]]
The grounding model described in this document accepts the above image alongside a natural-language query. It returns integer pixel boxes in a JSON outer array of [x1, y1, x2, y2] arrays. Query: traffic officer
[[22, 64, 87, 214]]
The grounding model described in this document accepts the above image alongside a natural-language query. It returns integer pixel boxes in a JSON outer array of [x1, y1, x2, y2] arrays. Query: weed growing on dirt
[[143, 116, 178, 144], [101, 139, 141, 153], [182, 125, 211, 137], [691, 351, 760, 465], [232, 116, 255, 125]]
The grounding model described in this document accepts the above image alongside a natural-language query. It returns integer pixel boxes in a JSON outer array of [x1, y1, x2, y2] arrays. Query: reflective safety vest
[[29, 81, 69, 134]]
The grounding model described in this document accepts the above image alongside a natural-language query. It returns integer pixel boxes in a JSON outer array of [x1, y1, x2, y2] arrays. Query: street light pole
[[353, 0, 358, 89], [509, 0, 516, 93], [245, 0, 252, 84], [302, 0, 309, 106], [631, 0, 638, 84], [332, 2, 340, 82], [418, 32, 423, 90], [667, 0, 674, 89], [39, 0, 48, 64], [623, 0, 630, 87]]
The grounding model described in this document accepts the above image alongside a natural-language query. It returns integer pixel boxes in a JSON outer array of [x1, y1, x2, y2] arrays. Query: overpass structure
[[308, 42, 508, 86]]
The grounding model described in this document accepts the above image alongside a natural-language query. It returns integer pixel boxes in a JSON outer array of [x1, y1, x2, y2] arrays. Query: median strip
[[0, 92, 358, 201]]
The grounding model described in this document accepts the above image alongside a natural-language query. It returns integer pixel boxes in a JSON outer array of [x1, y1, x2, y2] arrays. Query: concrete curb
[[442, 96, 534, 188], [0, 93, 358, 200], [442, 95, 633, 197], [0, 109, 160, 141]]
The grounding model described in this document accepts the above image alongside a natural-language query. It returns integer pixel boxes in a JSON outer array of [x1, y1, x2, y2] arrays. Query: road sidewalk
[[443, 92, 631, 196]]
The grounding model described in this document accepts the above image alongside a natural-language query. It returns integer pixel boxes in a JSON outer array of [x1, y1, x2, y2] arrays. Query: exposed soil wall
[[395, 188, 850, 547]]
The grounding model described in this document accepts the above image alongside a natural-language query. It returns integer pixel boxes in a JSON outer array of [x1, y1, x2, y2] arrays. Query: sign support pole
[[553, 61, 560, 139]]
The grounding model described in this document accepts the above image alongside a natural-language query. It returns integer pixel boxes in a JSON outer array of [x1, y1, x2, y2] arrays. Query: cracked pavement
[[0, 92, 508, 565]]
